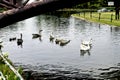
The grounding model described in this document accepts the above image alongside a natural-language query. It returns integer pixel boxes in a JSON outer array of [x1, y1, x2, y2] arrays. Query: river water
[[1, 14, 120, 79]]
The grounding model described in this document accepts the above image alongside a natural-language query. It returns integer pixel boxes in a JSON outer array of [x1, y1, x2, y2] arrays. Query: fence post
[[99, 13, 101, 21], [84, 12, 85, 18], [79, 13, 80, 16], [111, 14, 113, 22], [90, 11, 92, 19]]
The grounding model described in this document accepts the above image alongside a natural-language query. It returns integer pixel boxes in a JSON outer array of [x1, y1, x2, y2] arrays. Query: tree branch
[[1, 0, 18, 8], [0, 3, 13, 9], [0, 0, 92, 27]]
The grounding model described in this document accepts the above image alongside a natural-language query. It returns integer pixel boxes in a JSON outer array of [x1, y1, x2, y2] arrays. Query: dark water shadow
[[80, 50, 91, 56]]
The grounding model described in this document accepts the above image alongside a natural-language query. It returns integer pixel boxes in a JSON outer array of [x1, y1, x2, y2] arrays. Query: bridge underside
[[0, 0, 91, 27]]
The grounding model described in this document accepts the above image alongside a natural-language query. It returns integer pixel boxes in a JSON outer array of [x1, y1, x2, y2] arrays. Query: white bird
[[80, 43, 90, 51], [80, 38, 92, 51], [81, 38, 92, 46]]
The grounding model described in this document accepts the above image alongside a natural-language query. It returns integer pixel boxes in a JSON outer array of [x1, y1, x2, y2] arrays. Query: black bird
[[17, 33, 23, 46], [9, 37, 16, 41]]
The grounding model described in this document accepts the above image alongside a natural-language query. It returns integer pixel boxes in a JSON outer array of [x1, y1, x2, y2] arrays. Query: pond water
[[1, 14, 120, 78]]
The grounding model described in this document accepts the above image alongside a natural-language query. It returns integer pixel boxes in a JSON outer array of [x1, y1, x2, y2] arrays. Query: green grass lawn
[[72, 12, 120, 27]]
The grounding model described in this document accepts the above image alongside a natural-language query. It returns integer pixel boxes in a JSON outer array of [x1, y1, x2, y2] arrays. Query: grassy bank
[[0, 54, 23, 80], [72, 12, 120, 27]]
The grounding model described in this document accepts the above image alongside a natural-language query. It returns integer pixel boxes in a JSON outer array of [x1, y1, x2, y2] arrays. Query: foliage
[[74, 0, 114, 9], [0, 56, 23, 80], [17, 66, 23, 75], [0, 8, 7, 12]]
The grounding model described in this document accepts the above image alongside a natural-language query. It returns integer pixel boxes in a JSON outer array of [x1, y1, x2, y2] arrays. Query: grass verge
[[72, 12, 120, 27]]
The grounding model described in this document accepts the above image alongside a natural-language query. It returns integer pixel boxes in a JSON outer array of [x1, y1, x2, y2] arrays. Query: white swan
[[81, 38, 92, 46], [80, 43, 90, 51], [80, 38, 92, 51]]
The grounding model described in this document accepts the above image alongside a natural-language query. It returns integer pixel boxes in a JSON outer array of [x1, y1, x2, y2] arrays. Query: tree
[[74, 0, 110, 9]]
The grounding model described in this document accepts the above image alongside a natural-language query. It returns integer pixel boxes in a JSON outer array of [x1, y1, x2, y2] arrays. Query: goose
[[17, 33, 23, 46], [32, 30, 42, 38], [59, 39, 70, 46]]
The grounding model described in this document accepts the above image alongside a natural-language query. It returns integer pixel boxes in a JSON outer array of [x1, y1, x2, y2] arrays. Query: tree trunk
[[0, 0, 92, 28]]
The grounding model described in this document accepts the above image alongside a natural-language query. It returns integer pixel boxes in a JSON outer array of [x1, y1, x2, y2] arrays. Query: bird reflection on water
[[80, 50, 91, 56]]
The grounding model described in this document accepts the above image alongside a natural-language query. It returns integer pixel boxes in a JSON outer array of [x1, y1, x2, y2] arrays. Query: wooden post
[[84, 12, 85, 18], [99, 13, 101, 21], [79, 13, 80, 16], [111, 14, 113, 22], [90, 11, 92, 19]]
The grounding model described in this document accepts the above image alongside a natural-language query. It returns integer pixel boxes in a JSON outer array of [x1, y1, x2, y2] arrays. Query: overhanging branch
[[1, 0, 18, 8], [0, 0, 92, 27]]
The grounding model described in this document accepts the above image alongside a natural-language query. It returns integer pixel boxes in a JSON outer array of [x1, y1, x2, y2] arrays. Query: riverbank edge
[[71, 14, 118, 27]]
